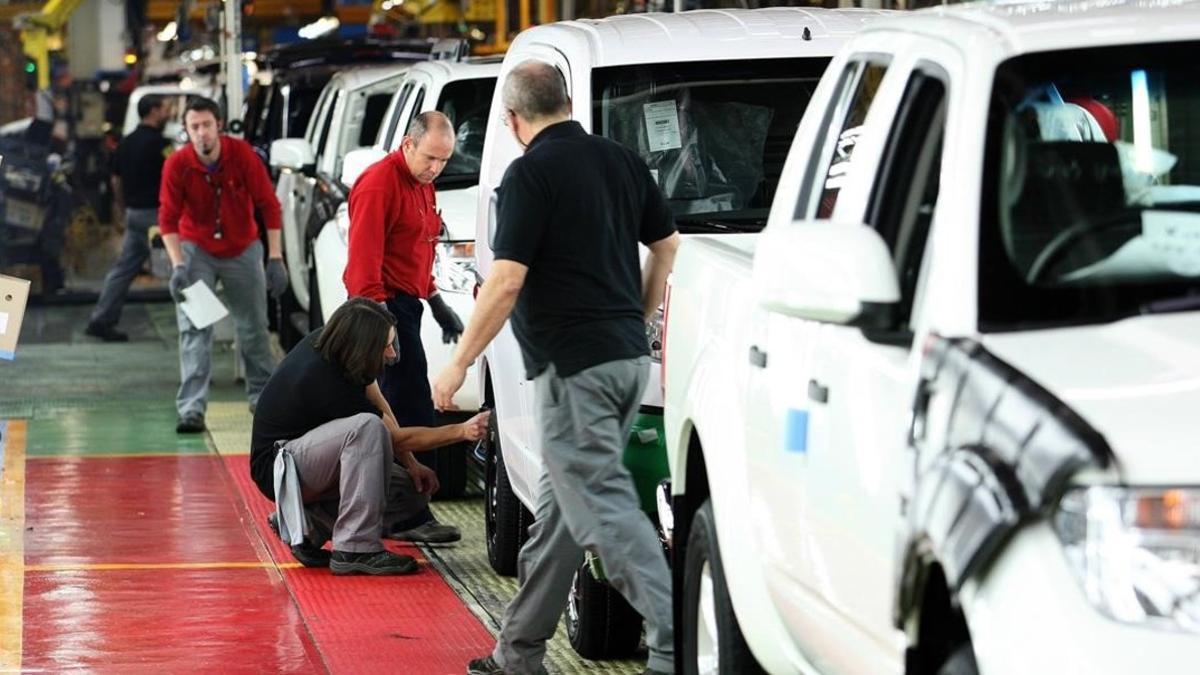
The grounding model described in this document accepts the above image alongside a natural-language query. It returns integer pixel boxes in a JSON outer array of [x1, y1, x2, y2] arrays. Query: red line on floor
[[224, 456, 496, 675]]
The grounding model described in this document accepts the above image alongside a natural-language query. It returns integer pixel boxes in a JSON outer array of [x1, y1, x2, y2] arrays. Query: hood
[[437, 185, 479, 241], [981, 312, 1200, 485]]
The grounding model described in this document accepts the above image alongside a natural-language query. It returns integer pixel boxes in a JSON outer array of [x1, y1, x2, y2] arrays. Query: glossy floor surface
[[1, 302, 641, 674]]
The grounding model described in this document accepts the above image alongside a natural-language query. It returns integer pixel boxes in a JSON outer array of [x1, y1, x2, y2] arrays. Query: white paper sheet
[[643, 101, 682, 152], [180, 281, 229, 329], [0, 311, 7, 335]]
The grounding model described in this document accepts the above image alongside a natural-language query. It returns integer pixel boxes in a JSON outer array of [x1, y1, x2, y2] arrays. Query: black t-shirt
[[114, 124, 171, 209], [249, 330, 378, 499], [493, 121, 675, 379]]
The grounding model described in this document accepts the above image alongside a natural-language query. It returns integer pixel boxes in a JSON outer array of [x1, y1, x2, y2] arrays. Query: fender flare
[[895, 336, 1115, 626]]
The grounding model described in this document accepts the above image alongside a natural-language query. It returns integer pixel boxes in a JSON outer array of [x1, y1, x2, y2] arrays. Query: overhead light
[[157, 21, 178, 42], [298, 16, 339, 40], [124, 52, 138, 66], [381, 0, 394, 9]]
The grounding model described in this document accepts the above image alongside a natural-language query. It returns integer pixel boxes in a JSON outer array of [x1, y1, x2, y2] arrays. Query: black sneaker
[[290, 540, 332, 568], [386, 519, 461, 544], [84, 322, 129, 342], [329, 549, 418, 576], [267, 514, 330, 568], [175, 413, 206, 433]]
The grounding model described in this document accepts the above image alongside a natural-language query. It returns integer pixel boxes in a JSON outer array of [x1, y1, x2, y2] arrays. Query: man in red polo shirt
[[160, 97, 288, 433], [344, 111, 464, 525]]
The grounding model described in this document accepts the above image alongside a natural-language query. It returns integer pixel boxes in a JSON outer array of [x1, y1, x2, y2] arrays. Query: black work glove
[[169, 264, 191, 303], [427, 293, 464, 344], [266, 258, 288, 299]]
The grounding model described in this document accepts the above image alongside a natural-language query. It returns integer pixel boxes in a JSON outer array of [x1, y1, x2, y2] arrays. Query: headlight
[[1054, 486, 1200, 632], [646, 307, 664, 363], [434, 241, 477, 294]]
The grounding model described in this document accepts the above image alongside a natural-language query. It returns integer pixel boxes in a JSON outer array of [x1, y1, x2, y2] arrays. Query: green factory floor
[[2, 300, 641, 674]]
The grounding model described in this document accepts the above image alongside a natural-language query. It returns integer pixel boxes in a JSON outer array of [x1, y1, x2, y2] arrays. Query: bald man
[[343, 110, 464, 544]]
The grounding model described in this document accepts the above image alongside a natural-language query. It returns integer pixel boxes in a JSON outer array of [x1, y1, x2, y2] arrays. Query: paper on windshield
[[180, 280, 229, 329], [1143, 210, 1200, 277], [643, 101, 682, 152]]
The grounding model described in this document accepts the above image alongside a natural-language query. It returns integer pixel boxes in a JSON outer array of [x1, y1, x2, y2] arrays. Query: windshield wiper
[[1142, 292, 1200, 315], [674, 212, 766, 234]]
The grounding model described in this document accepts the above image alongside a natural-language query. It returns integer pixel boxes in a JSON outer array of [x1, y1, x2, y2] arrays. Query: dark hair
[[183, 96, 223, 122], [503, 61, 570, 121], [137, 95, 165, 119], [314, 297, 397, 385]]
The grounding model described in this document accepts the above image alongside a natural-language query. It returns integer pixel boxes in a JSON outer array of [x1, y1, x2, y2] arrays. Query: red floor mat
[[224, 456, 496, 675]]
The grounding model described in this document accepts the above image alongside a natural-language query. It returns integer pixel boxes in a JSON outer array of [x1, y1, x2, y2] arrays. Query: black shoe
[[266, 514, 330, 567], [386, 519, 461, 544], [175, 413, 206, 433], [329, 549, 418, 576], [290, 540, 332, 568], [466, 656, 504, 675], [84, 322, 129, 342]]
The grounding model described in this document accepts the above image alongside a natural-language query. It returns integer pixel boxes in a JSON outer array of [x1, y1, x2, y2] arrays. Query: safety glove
[[266, 258, 289, 299], [169, 264, 191, 303], [428, 293, 464, 344]]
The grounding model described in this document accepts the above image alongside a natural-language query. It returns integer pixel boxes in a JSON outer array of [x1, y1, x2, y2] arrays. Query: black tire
[[430, 433, 469, 500], [307, 257, 323, 329], [682, 500, 763, 675], [937, 644, 979, 675], [566, 562, 643, 660], [485, 413, 529, 576]]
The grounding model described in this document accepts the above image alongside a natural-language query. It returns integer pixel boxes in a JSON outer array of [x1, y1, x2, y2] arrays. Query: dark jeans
[[381, 293, 439, 507], [89, 207, 156, 328]]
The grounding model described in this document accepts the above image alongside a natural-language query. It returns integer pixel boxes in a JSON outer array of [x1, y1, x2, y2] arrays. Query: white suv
[[269, 64, 409, 344]]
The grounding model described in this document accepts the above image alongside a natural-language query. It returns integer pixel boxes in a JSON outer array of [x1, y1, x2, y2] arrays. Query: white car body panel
[[311, 59, 501, 414], [664, 2, 1200, 673]]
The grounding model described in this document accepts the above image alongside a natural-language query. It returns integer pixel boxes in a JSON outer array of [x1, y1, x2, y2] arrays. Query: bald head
[[503, 61, 570, 123], [402, 110, 455, 184], [406, 110, 455, 146]]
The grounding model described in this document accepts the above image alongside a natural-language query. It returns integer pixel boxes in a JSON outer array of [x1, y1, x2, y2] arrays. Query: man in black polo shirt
[[85, 95, 172, 342], [433, 61, 681, 675]]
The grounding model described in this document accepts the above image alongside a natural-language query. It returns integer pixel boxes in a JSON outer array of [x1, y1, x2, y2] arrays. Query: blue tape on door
[[785, 408, 808, 453]]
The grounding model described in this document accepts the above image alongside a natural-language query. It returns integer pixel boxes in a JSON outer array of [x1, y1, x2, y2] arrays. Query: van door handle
[[749, 345, 768, 368], [808, 379, 829, 404]]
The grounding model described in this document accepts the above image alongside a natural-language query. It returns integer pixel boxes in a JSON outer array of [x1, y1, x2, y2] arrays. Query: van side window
[[383, 83, 415, 149], [800, 61, 889, 219], [865, 69, 947, 329]]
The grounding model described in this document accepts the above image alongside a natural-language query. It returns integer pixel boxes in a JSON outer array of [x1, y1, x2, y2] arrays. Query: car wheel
[[566, 561, 643, 660], [485, 412, 529, 576], [430, 413, 469, 500], [683, 499, 763, 675], [307, 257, 323, 329], [937, 644, 979, 675]]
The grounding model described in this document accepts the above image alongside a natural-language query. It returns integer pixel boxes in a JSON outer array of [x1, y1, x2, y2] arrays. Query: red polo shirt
[[158, 136, 281, 258], [344, 151, 440, 302]]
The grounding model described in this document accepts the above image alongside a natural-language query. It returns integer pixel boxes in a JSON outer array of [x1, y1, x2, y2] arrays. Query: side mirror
[[340, 147, 386, 188], [753, 220, 900, 326], [270, 138, 315, 171]]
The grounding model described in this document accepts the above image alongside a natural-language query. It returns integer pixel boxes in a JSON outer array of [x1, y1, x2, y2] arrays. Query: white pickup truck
[[473, 7, 886, 662], [663, 3, 1200, 674]]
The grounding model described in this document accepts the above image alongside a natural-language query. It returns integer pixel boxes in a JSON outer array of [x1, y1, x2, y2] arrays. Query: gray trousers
[[494, 356, 674, 674], [89, 207, 157, 328], [175, 239, 276, 417], [284, 413, 430, 552]]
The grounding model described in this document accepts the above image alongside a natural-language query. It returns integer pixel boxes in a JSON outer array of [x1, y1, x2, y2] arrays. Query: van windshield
[[980, 41, 1200, 331], [592, 58, 828, 232]]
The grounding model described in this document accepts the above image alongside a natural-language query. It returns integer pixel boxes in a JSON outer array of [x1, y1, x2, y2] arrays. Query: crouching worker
[[249, 297, 489, 575]]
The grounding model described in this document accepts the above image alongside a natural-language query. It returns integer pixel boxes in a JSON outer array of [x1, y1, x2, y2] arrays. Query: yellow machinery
[[12, 0, 85, 90]]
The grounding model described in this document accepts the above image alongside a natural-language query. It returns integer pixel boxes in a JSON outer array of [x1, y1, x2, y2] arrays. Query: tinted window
[[592, 58, 828, 233], [438, 77, 497, 181], [980, 42, 1200, 330]]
